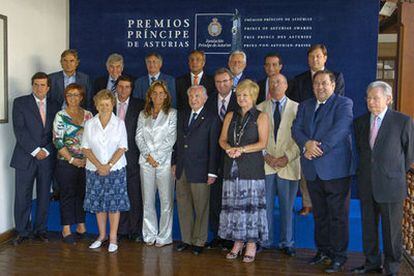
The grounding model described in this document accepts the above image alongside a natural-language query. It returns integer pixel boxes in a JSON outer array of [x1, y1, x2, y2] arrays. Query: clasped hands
[[226, 147, 243, 159], [264, 154, 288, 169], [146, 154, 159, 168], [304, 140, 323, 160], [71, 158, 86, 168]]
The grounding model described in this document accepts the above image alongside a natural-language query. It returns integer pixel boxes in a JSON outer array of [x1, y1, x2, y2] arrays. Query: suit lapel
[[29, 95, 45, 127], [187, 107, 206, 135]]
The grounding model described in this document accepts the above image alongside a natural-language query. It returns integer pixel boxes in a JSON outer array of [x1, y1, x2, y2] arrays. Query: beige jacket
[[257, 98, 301, 180]]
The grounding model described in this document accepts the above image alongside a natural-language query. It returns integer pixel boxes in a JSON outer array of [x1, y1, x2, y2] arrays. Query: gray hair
[[229, 50, 247, 63], [187, 85, 208, 98], [106, 53, 124, 67], [145, 52, 163, 63], [366, 81, 393, 99]]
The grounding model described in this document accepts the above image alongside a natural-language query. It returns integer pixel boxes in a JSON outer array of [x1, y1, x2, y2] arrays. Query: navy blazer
[[354, 110, 414, 203], [93, 73, 136, 95], [10, 95, 59, 170], [257, 78, 267, 104], [132, 73, 176, 107], [173, 107, 221, 183], [175, 73, 215, 111], [48, 70, 92, 110], [287, 70, 345, 103], [114, 97, 145, 171], [292, 93, 353, 181]]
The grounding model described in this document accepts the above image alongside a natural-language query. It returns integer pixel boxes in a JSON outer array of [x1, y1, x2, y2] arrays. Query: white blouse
[[81, 113, 128, 171], [135, 108, 177, 166]]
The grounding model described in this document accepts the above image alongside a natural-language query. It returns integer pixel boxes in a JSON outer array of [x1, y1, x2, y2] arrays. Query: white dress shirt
[[191, 71, 204, 85], [82, 113, 128, 171]]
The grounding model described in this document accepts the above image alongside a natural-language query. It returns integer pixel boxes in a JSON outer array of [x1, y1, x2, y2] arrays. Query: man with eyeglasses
[[292, 70, 353, 273], [204, 68, 238, 250]]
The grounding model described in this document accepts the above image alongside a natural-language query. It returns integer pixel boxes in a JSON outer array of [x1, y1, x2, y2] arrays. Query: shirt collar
[[371, 107, 387, 121], [32, 93, 46, 103], [191, 71, 204, 79], [191, 106, 204, 115], [63, 71, 76, 78], [117, 96, 130, 106], [148, 72, 161, 80], [218, 91, 232, 103]]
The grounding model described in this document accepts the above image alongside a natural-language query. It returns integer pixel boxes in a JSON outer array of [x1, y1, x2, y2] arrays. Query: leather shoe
[[351, 265, 383, 274], [325, 261, 344, 273], [62, 234, 76, 244], [206, 237, 223, 249], [299, 207, 312, 216], [283, 247, 296, 257], [13, 235, 29, 246], [176, 242, 190, 252], [34, 232, 49, 242], [192, 245, 203, 255], [308, 251, 330, 265]]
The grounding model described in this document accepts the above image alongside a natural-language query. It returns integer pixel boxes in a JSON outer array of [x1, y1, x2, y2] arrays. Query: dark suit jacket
[[292, 93, 353, 181], [93, 74, 136, 96], [287, 70, 345, 103], [132, 73, 176, 107], [354, 110, 414, 203], [114, 97, 145, 172], [10, 95, 60, 170], [257, 78, 267, 104], [175, 73, 215, 111], [48, 70, 92, 110], [173, 107, 221, 183]]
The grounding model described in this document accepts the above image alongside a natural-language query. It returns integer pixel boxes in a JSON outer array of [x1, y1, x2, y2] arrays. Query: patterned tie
[[151, 76, 156, 84], [219, 99, 226, 121], [118, 102, 126, 121], [39, 100, 46, 126], [273, 101, 281, 140], [193, 75, 199, 85], [111, 79, 117, 93], [189, 112, 198, 127], [369, 116, 379, 149]]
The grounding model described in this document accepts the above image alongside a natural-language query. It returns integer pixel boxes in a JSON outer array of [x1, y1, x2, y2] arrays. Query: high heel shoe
[[242, 243, 257, 263], [226, 242, 244, 259]]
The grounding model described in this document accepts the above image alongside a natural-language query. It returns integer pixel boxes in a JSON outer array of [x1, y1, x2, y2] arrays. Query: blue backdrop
[[70, 0, 379, 117]]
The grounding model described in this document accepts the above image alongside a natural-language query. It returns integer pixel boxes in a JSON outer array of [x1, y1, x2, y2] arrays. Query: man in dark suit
[[257, 52, 284, 104], [352, 81, 414, 276], [176, 50, 215, 111], [132, 52, 176, 107], [228, 50, 248, 87], [172, 85, 221, 256], [289, 44, 346, 217], [292, 70, 353, 273], [204, 68, 237, 249], [48, 49, 92, 110], [114, 75, 145, 242], [10, 72, 59, 245]]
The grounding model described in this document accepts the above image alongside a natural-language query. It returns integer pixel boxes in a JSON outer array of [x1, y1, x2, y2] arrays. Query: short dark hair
[[264, 52, 283, 65], [117, 75, 133, 86], [313, 69, 336, 84], [307, 44, 328, 56], [189, 50, 206, 60], [32, 72, 50, 87], [214, 67, 234, 79]]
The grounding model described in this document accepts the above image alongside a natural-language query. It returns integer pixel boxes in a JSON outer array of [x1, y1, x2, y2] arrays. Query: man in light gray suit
[[48, 49, 92, 109], [133, 52, 176, 107], [353, 81, 414, 276]]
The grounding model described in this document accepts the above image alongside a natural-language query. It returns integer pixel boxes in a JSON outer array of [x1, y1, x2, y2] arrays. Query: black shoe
[[283, 247, 296, 257], [13, 235, 29, 246], [176, 242, 190, 252], [75, 231, 86, 239], [351, 265, 383, 274], [62, 234, 76, 244], [34, 232, 49, 242], [192, 245, 203, 256], [130, 234, 143, 243], [325, 262, 344, 273], [256, 243, 264, 253], [206, 237, 223, 249], [117, 234, 129, 242], [308, 251, 330, 265]]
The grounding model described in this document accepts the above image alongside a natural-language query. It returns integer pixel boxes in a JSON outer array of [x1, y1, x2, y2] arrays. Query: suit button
[[184, 145, 188, 148]]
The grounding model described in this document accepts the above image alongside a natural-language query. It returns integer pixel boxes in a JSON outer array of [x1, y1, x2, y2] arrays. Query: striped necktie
[[219, 99, 226, 121]]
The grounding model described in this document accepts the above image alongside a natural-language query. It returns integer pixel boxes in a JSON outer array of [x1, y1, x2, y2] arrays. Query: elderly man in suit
[[10, 72, 59, 245], [257, 74, 300, 256], [133, 52, 176, 107], [176, 50, 215, 111], [172, 85, 221, 256], [93, 53, 127, 95], [114, 75, 145, 242], [352, 81, 414, 276], [204, 68, 238, 249], [289, 44, 346, 217], [228, 50, 247, 87], [292, 70, 353, 273], [48, 49, 92, 109], [257, 52, 284, 104]]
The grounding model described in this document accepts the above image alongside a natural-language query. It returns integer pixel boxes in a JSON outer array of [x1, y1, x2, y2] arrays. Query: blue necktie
[[189, 112, 198, 127]]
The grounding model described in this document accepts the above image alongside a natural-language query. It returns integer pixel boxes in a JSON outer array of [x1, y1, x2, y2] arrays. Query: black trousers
[[118, 167, 143, 237], [209, 175, 223, 237], [360, 196, 403, 274], [307, 175, 351, 263], [55, 160, 86, 226], [14, 160, 53, 237]]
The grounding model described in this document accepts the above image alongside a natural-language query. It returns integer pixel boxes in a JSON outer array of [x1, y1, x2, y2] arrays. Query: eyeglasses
[[215, 79, 231, 84], [66, 93, 81, 98]]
